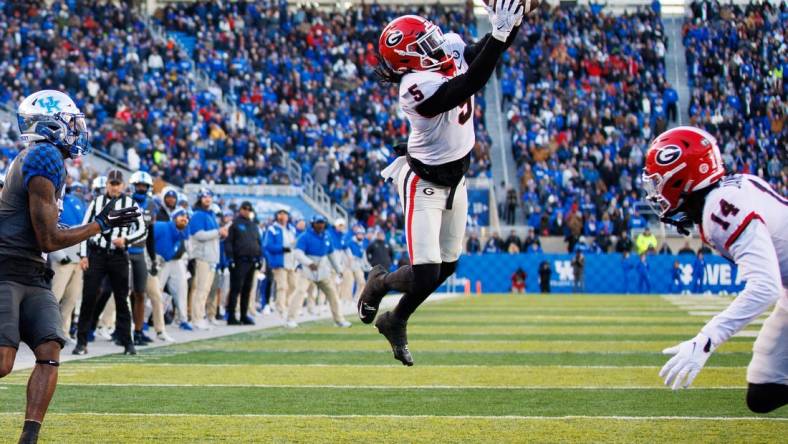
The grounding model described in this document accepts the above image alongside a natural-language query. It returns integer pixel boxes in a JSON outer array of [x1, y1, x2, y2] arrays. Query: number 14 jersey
[[398, 33, 474, 166], [700, 174, 788, 309]]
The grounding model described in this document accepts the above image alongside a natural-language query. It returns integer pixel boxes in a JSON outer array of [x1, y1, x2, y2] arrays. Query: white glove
[[486, 0, 524, 42], [659, 333, 715, 390]]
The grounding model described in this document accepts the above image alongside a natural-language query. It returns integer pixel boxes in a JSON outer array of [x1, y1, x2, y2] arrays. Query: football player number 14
[[408, 84, 472, 125], [709, 199, 740, 231]]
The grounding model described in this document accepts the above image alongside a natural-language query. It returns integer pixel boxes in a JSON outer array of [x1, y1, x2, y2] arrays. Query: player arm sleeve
[[700, 220, 782, 345], [146, 222, 156, 264], [414, 37, 507, 118]]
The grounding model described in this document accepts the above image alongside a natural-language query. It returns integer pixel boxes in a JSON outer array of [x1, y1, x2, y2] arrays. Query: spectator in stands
[[484, 233, 504, 254], [571, 251, 585, 293], [539, 261, 552, 293], [294, 215, 351, 328], [189, 189, 227, 330], [615, 231, 634, 253], [511, 267, 527, 293], [367, 230, 394, 271], [505, 230, 522, 253], [663, 82, 679, 122], [635, 227, 658, 254], [466, 232, 482, 254], [658, 243, 672, 254], [225, 201, 262, 325]]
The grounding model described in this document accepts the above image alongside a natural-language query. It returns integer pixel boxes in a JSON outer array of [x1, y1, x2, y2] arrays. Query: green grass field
[[1, 295, 786, 443]]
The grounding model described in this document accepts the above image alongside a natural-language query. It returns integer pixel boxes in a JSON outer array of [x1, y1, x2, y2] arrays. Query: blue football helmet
[[17, 90, 90, 158]]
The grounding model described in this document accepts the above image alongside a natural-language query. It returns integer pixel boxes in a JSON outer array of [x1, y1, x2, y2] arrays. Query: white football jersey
[[398, 32, 475, 166], [699, 174, 788, 344]]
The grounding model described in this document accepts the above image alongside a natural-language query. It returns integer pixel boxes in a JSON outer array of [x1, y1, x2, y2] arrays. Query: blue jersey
[[0, 143, 66, 265]]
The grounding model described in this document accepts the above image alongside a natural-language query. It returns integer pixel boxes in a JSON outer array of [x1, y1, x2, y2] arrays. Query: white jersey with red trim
[[698, 174, 788, 344], [398, 32, 474, 166]]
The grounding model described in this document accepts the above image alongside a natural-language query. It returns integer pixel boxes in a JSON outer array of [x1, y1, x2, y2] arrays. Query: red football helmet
[[378, 15, 455, 76], [642, 126, 726, 216]]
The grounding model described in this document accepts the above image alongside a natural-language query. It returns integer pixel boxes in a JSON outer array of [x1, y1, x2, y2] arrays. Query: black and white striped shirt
[[80, 194, 146, 257]]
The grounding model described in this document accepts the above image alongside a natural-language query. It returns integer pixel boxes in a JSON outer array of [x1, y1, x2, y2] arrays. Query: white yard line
[[0, 382, 750, 390], [14, 363, 743, 369], [0, 412, 783, 421]]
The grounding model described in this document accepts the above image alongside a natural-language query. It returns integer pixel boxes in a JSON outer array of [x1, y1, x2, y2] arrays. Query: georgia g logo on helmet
[[655, 145, 682, 166], [385, 30, 403, 47]]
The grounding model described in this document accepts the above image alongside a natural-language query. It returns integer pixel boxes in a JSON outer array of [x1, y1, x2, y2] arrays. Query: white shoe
[[335, 320, 352, 328], [96, 327, 112, 340], [194, 320, 212, 331], [263, 305, 273, 315], [285, 320, 299, 329], [157, 331, 175, 342]]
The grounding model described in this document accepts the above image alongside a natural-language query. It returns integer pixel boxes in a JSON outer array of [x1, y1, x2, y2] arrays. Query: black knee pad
[[747, 383, 788, 414], [35, 359, 60, 367]]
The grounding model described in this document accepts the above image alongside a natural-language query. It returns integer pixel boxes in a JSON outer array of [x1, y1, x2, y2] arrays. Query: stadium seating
[[683, 0, 786, 196], [154, 1, 493, 224], [501, 4, 667, 240]]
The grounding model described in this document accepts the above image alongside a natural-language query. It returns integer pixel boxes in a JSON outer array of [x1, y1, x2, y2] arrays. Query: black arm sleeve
[[146, 222, 156, 264], [414, 37, 507, 118], [463, 26, 520, 64]]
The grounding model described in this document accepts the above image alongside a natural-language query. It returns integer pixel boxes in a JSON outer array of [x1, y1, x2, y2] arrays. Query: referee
[[73, 170, 145, 355]]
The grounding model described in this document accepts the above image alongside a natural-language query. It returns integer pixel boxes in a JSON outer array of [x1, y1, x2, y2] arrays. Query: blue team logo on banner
[[467, 189, 489, 226]]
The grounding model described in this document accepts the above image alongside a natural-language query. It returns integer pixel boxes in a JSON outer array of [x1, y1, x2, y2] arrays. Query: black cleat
[[123, 343, 137, 355], [72, 344, 88, 355], [358, 265, 388, 324], [133, 332, 149, 346], [375, 311, 413, 366]]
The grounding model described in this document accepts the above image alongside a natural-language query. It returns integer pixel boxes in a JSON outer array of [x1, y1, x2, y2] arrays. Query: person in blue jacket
[[330, 218, 354, 305], [347, 224, 368, 301], [692, 251, 706, 293], [50, 181, 88, 342], [154, 208, 192, 330], [293, 215, 351, 327], [637, 253, 651, 293], [264, 209, 298, 326], [670, 260, 683, 294]]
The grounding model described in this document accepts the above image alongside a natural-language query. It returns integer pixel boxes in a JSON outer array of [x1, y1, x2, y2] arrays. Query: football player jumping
[[357, 0, 527, 366], [643, 126, 787, 413]]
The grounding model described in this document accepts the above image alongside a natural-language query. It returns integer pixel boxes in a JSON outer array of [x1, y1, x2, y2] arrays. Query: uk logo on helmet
[[655, 145, 682, 166], [385, 30, 404, 47]]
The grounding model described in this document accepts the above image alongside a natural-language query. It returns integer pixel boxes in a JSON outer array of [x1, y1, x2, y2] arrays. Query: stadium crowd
[[500, 4, 668, 244], [683, 0, 786, 195], [154, 0, 496, 227]]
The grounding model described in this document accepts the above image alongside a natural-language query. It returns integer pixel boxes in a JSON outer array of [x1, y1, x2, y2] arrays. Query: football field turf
[[1, 295, 785, 442]]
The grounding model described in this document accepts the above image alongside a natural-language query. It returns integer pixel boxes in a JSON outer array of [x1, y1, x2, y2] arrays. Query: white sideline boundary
[[0, 382, 751, 390], [11, 292, 463, 371], [0, 412, 784, 421]]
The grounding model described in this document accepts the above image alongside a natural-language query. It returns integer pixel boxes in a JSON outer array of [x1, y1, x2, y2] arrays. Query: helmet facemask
[[641, 162, 687, 217], [18, 112, 90, 158], [396, 23, 453, 72]]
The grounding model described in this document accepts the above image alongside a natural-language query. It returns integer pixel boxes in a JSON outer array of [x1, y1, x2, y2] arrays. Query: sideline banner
[[455, 253, 745, 294]]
